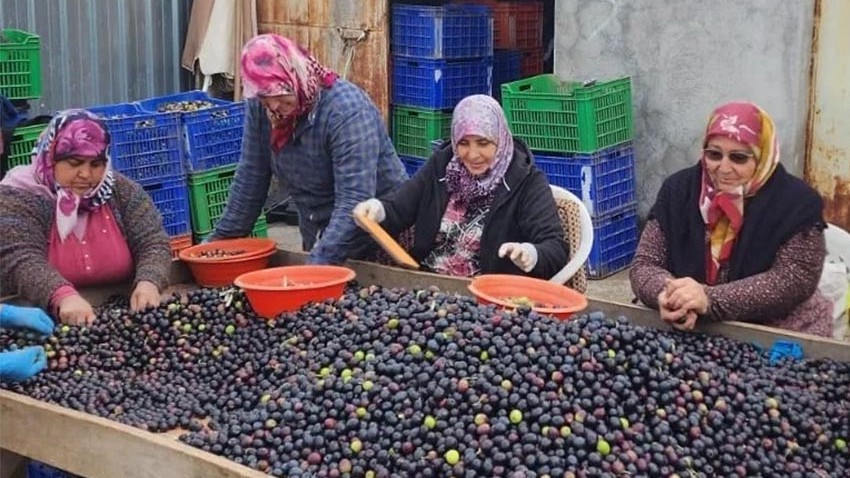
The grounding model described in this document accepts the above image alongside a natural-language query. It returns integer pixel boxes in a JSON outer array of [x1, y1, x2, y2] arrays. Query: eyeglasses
[[703, 148, 754, 165]]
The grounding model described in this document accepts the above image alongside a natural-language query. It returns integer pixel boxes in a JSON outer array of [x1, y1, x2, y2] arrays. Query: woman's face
[[703, 136, 757, 193], [260, 94, 298, 123], [456, 135, 497, 176], [54, 157, 107, 195]]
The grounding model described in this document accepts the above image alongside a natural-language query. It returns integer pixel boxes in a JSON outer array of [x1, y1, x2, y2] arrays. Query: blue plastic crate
[[492, 49, 521, 103], [141, 176, 191, 236], [400, 155, 426, 177], [535, 142, 637, 217], [27, 461, 77, 478], [136, 91, 245, 173], [769, 340, 804, 365], [392, 56, 492, 109], [392, 4, 493, 59], [587, 204, 638, 279], [87, 103, 184, 186]]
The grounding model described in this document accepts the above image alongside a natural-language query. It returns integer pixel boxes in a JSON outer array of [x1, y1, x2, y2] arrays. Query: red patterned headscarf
[[1, 109, 114, 241], [698, 101, 779, 284], [240, 34, 338, 152]]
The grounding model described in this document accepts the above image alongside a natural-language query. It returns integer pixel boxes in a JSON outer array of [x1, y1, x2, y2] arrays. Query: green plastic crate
[[188, 165, 269, 238], [0, 29, 42, 100], [193, 216, 269, 243], [501, 74, 633, 154], [391, 106, 452, 160], [4, 123, 45, 170], [188, 165, 237, 233]]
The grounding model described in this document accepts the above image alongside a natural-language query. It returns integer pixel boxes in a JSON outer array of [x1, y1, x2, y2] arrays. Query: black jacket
[[379, 139, 568, 279], [650, 162, 825, 282]]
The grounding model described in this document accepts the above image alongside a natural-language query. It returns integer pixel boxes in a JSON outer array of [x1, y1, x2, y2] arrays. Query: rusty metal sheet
[[257, 0, 389, 119], [805, 0, 850, 231], [259, 0, 385, 30]]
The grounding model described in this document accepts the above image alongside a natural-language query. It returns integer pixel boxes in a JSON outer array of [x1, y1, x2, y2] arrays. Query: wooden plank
[[0, 392, 267, 478]]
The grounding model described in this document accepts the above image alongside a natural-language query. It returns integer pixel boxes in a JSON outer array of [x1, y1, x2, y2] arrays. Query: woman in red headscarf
[[630, 101, 831, 336], [209, 34, 407, 265], [0, 110, 172, 326]]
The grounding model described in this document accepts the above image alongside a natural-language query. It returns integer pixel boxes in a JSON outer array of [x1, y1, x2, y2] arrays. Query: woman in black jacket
[[354, 95, 568, 279]]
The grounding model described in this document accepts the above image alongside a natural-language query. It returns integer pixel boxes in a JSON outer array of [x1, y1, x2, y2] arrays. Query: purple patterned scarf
[[445, 95, 514, 210], [1, 109, 115, 241]]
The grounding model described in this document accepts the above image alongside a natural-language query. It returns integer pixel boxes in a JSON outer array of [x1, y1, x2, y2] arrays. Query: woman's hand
[[130, 281, 161, 312], [58, 295, 96, 326], [656, 278, 706, 331], [664, 277, 709, 315]]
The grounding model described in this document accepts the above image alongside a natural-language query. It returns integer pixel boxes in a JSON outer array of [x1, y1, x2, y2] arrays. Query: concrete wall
[[555, 0, 815, 218]]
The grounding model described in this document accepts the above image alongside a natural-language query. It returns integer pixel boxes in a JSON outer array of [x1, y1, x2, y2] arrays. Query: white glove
[[353, 198, 386, 223], [498, 242, 539, 273]]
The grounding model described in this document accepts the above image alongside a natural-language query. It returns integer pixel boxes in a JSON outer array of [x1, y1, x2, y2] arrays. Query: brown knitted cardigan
[[0, 173, 172, 309]]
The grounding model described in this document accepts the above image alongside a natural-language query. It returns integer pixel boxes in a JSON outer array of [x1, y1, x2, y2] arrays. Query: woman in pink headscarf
[[0, 110, 172, 326], [630, 101, 831, 336], [210, 34, 407, 265], [354, 95, 568, 279]]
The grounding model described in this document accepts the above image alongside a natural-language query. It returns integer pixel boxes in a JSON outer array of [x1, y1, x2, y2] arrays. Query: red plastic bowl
[[179, 238, 276, 262], [179, 238, 277, 287], [468, 274, 588, 320], [234, 265, 357, 319]]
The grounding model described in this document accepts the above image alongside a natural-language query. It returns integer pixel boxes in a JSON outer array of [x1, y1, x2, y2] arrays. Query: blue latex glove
[[0, 346, 47, 382], [0, 304, 55, 336]]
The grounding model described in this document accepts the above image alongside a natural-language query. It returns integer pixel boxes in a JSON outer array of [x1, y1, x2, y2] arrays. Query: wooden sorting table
[[2, 250, 849, 478]]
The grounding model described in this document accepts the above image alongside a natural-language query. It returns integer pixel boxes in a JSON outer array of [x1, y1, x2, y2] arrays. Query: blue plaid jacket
[[212, 80, 407, 264]]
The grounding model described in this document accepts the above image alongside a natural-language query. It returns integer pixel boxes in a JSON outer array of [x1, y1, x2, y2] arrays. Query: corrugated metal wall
[[0, 0, 191, 115]]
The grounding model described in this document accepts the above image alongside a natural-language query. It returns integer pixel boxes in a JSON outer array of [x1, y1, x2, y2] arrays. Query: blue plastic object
[[492, 49, 521, 103], [136, 91, 245, 173], [535, 142, 637, 217], [27, 461, 77, 478], [141, 176, 191, 237], [399, 155, 426, 178], [768, 340, 804, 365], [392, 56, 492, 110], [87, 103, 184, 185], [586, 204, 639, 279], [391, 4, 493, 59]]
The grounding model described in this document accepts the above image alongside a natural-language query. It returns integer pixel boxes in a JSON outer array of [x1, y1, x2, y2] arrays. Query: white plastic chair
[[548, 185, 594, 286]]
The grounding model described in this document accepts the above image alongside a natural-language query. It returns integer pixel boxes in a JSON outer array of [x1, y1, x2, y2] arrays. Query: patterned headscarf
[[240, 34, 338, 152], [445, 95, 514, 208], [1, 109, 115, 242], [698, 101, 780, 284]]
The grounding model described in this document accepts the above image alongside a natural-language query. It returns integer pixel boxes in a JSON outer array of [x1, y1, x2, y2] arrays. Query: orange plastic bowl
[[179, 239, 278, 288], [178, 238, 276, 262], [234, 265, 357, 319], [468, 274, 588, 320]]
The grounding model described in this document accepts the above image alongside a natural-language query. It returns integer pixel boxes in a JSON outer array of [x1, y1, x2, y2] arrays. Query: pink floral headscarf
[[1, 109, 115, 242], [445, 95, 514, 207], [698, 101, 779, 284], [240, 34, 338, 152]]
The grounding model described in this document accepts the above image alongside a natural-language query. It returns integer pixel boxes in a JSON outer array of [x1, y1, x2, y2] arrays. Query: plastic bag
[[819, 259, 850, 340]]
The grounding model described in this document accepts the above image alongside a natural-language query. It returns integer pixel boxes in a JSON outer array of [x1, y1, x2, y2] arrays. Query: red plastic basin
[[234, 265, 357, 319], [178, 238, 277, 287], [468, 274, 588, 320]]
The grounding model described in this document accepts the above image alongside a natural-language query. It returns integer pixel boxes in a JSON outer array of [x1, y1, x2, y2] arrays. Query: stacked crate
[[501, 74, 638, 278], [1, 28, 46, 176], [87, 102, 192, 259], [134, 91, 266, 244], [454, 0, 544, 78], [391, 4, 494, 176]]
